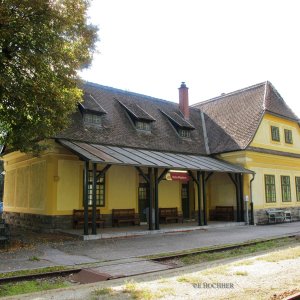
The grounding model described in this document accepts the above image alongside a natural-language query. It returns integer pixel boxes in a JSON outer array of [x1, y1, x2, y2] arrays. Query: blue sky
[[80, 0, 300, 116]]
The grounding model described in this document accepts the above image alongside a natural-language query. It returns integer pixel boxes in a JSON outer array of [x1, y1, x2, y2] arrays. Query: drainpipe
[[249, 173, 256, 225]]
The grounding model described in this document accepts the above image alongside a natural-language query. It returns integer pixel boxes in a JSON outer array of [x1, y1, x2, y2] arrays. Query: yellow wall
[[3, 143, 184, 217], [248, 113, 300, 209], [57, 160, 82, 212], [3, 141, 81, 215], [4, 157, 48, 214], [219, 109, 300, 210], [10, 117, 300, 219], [244, 153, 300, 209], [105, 165, 137, 212], [251, 113, 300, 154], [219, 150, 300, 210], [159, 180, 181, 209], [207, 172, 236, 208]]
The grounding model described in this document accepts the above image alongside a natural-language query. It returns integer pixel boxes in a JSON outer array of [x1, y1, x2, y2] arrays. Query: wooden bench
[[210, 206, 234, 221], [112, 209, 140, 227], [159, 207, 183, 224], [73, 209, 105, 229]]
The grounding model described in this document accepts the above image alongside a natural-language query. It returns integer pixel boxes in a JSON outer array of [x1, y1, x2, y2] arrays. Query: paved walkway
[[62, 221, 245, 240], [0, 222, 299, 274]]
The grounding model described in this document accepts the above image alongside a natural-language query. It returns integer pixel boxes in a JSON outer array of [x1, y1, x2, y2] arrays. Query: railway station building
[[2, 81, 300, 234]]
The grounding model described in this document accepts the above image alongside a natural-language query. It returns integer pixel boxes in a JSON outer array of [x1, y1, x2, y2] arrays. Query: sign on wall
[[166, 171, 190, 182]]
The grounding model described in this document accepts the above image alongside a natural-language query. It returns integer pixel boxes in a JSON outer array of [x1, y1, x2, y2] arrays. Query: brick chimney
[[179, 82, 189, 119]]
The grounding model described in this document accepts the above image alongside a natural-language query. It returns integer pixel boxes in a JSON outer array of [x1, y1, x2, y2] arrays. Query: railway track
[[0, 268, 82, 284], [152, 234, 297, 262], [0, 234, 297, 286]]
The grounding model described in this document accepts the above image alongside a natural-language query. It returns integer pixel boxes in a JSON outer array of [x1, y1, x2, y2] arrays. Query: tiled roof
[[56, 82, 207, 155], [57, 81, 298, 157], [193, 81, 299, 154], [264, 82, 298, 120]]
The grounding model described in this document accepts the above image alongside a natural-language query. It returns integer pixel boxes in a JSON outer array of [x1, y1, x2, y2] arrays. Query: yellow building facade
[[2, 141, 189, 230], [2, 81, 300, 231], [208, 113, 300, 223], [3, 139, 246, 231]]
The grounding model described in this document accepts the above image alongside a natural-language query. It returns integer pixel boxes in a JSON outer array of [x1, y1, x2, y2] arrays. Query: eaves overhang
[[57, 139, 254, 174]]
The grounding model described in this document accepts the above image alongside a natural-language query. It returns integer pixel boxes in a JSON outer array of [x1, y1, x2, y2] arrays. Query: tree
[[0, 0, 98, 153]]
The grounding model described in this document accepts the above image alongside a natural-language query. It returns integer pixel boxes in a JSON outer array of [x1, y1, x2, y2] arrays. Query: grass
[[178, 237, 298, 265], [144, 237, 298, 260], [92, 287, 114, 296], [157, 287, 176, 296], [122, 280, 161, 300], [91, 281, 170, 300], [233, 260, 254, 266], [158, 277, 168, 284], [0, 278, 70, 297], [257, 245, 300, 262], [123, 280, 138, 293], [177, 275, 203, 284], [202, 265, 229, 276], [28, 256, 40, 261], [234, 271, 248, 276], [0, 266, 74, 279]]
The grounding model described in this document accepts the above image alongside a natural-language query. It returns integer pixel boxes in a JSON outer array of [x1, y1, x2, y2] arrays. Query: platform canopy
[[57, 139, 253, 174]]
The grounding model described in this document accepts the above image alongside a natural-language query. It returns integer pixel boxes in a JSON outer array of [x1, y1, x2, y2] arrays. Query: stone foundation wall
[[2, 212, 73, 232], [2, 212, 116, 232], [254, 206, 300, 224]]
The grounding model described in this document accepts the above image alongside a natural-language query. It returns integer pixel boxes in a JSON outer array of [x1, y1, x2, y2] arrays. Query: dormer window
[[79, 93, 107, 126], [117, 99, 155, 132], [160, 110, 194, 138], [136, 121, 151, 131], [83, 113, 102, 125]]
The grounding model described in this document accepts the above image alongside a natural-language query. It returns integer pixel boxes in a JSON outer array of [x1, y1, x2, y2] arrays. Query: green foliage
[[234, 271, 248, 276], [0, 0, 98, 153], [92, 287, 114, 296], [28, 255, 40, 261], [179, 237, 298, 265], [0, 265, 72, 279], [0, 278, 70, 297]]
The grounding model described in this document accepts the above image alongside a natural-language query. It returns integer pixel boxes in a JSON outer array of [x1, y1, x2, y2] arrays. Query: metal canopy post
[[154, 168, 159, 230], [205, 172, 214, 182], [154, 168, 170, 230], [148, 168, 154, 230], [92, 163, 97, 235], [228, 173, 240, 222], [83, 161, 89, 236], [235, 174, 241, 222], [249, 173, 256, 225], [97, 164, 111, 180], [188, 170, 202, 226], [158, 169, 170, 182], [239, 174, 244, 222], [202, 171, 207, 225], [197, 171, 202, 226], [135, 167, 149, 184]]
